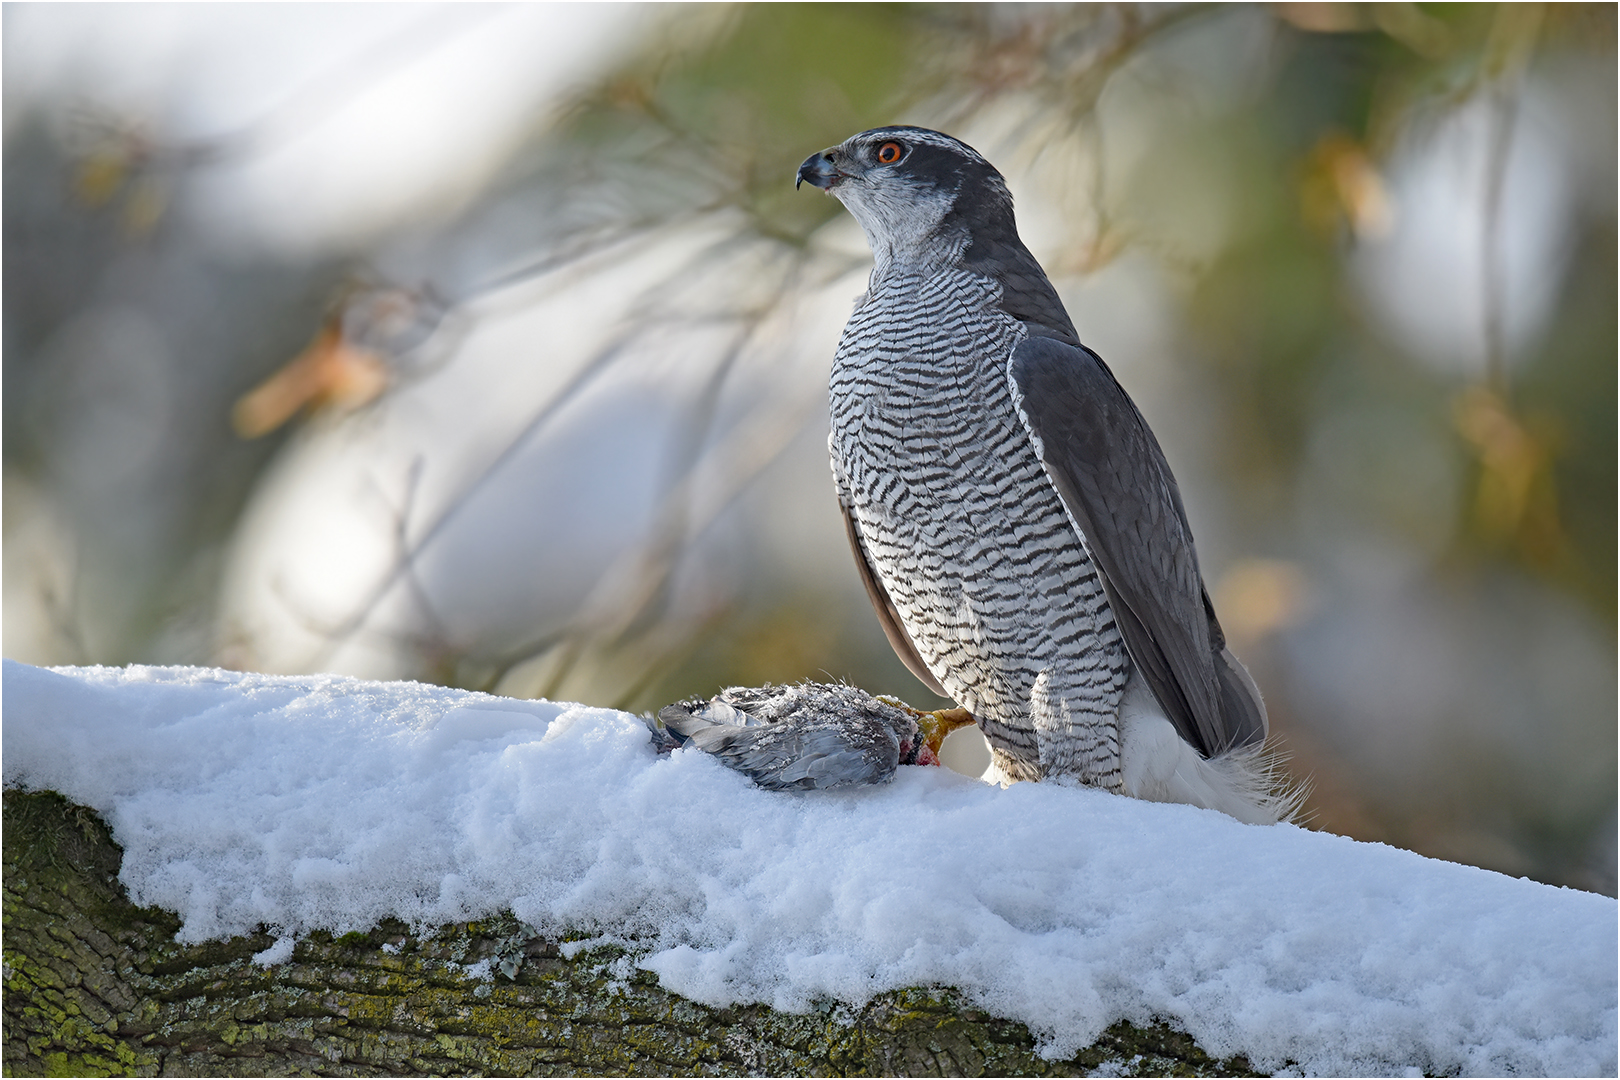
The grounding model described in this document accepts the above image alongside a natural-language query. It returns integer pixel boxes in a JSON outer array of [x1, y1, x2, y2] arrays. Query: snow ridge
[[3, 661, 1614, 1076]]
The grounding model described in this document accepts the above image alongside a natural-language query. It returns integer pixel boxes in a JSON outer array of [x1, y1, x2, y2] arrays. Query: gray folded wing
[[1008, 332, 1266, 757]]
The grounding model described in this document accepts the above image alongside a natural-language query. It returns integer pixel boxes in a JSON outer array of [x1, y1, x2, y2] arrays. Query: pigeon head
[[797, 126, 1017, 272]]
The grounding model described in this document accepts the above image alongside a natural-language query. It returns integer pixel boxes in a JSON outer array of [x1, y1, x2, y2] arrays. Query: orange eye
[[876, 141, 904, 164]]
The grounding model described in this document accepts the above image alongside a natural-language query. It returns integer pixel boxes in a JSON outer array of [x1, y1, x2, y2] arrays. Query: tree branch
[[2, 789, 1258, 1078]]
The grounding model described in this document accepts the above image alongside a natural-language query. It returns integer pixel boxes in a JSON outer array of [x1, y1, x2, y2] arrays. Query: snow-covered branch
[[3, 661, 1613, 1076]]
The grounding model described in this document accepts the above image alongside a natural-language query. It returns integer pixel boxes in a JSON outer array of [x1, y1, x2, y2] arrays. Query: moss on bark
[[3, 789, 1257, 1077]]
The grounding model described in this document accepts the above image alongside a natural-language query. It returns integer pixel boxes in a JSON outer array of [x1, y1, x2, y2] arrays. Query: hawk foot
[[879, 701, 975, 759]]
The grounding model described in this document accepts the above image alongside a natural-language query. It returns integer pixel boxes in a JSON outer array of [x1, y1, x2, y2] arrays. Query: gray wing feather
[[1008, 333, 1266, 757], [753, 725, 897, 788], [682, 717, 897, 790]]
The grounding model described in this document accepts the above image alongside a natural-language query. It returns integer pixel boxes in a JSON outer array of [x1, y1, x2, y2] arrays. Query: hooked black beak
[[796, 151, 842, 191]]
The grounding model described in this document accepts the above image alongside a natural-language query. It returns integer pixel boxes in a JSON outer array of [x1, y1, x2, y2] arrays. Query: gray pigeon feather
[[652, 683, 928, 791]]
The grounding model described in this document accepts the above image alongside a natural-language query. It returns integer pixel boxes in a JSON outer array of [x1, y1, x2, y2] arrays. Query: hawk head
[[797, 126, 1077, 342], [796, 126, 1017, 271]]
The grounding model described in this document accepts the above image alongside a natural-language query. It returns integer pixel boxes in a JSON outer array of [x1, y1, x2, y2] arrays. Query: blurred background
[[4, 3, 1613, 894]]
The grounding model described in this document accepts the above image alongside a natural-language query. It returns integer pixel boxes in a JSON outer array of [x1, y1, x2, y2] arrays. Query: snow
[[4, 661, 1614, 1077]]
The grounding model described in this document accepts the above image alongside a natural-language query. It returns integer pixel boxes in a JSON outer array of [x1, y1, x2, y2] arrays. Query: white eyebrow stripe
[[850, 127, 989, 165]]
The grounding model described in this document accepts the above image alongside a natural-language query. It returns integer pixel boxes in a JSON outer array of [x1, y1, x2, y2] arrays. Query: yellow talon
[[875, 697, 976, 758], [912, 706, 976, 757]]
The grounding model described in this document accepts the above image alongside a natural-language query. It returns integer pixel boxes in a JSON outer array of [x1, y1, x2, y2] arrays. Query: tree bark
[[3, 790, 1256, 1077]]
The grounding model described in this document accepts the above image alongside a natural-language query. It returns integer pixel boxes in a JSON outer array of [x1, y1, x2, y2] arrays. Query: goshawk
[[798, 127, 1288, 823]]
